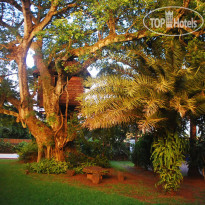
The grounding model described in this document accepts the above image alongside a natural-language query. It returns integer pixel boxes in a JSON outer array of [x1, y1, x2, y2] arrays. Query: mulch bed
[[62, 166, 205, 204]]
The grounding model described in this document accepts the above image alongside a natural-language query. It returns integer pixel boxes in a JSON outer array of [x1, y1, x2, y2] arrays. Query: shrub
[[26, 159, 68, 174], [92, 155, 110, 168], [65, 152, 110, 174], [77, 126, 130, 160], [17, 141, 38, 162], [0, 139, 15, 153], [131, 134, 153, 170], [66, 152, 91, 169], [73, 161, 96, 174]]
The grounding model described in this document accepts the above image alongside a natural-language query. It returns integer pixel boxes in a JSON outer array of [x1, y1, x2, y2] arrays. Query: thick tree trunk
[[37, 145, 43, 162], [55, 146, 65, 161], [188, 118, 203, 178]]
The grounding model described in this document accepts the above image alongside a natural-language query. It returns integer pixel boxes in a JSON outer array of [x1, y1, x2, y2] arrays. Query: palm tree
[[79, 38, 205, 184], [80, 38, 205, 133]]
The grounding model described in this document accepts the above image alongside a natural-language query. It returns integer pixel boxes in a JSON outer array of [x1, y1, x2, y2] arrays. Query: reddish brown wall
[[0, 138, 32, 145]]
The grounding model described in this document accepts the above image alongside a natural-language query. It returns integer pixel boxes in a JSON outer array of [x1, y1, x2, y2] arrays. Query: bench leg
[[92, 173, 101, 184], [117, 171, 125, 182], [87, 173, 93, 180]]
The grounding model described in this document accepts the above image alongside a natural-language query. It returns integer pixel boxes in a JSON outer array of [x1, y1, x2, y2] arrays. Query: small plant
[[151, 133, 185, 192], [26, 158, 68, 174], [17, 141, 38, 162]]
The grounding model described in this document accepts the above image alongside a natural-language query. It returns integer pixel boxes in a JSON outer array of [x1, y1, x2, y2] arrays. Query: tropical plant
[[151, 132, 186, 192], [80, 38, 205, 132]]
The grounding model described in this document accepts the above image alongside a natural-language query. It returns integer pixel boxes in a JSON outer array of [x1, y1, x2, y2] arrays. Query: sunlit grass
[[110, 161, 134, 171], [0, 160, 203, 205], [0, 159, 144, 205]]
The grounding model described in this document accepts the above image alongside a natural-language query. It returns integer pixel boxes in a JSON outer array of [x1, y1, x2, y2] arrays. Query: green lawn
[[110, 161, 134, 171], [0, 159, 202, 205], [0, 159, 145, 205]]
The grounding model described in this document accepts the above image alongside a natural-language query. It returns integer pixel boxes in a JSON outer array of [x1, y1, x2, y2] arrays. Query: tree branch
[[0, 19, 22, 41], [28, 1, 76, 42], [0, 0, 22, 12], [0, 107, 19, 118], [54, 3, 77, 16], [7, 96, 20, 109], [0, 19, 14, 30], [21, 0, 33, 37], [66, 31, 148, 58]]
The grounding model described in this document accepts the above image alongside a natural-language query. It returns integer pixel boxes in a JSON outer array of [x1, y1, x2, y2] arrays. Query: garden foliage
[[77, 127, 130, 160], [66, 152, 110, 174], [151, 133, 185, 192], [0, 139, 15, 153], [27, 159, 68, 174], [17, 141, 38, 162], [131, 134, 153, 170]]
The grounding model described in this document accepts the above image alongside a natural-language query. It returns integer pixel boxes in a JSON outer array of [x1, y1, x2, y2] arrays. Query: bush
[[26, 159, 68, 174], [0, 139, 16, 153], [73, 161, 96, 174], [131, 134, 153, 170], [77, 126, 130, 160], [65, 152, 110, 174], [17, 141, 38, 162], [92, 155, 110, 168]]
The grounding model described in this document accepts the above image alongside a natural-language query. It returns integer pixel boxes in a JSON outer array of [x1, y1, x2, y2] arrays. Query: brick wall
[[0, 138, 32, 145]]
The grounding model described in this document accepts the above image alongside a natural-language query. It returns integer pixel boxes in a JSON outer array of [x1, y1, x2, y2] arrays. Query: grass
[[110, 161, 134, 171], [0, 159, 203, 205], [0, 159, 145, 205]]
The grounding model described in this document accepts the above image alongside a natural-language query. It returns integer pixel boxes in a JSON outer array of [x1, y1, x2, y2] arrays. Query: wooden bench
[[83, 166, 110, 184]]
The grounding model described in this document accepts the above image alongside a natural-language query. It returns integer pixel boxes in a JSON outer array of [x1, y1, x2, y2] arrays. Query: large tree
[[0, 0, 152, 161], [0, 0, 204, 161]]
